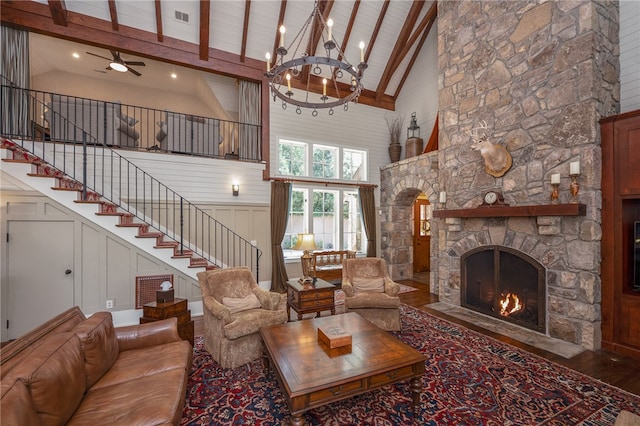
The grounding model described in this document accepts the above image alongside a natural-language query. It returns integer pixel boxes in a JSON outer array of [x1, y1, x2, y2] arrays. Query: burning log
[[499, 293, 523, 316]]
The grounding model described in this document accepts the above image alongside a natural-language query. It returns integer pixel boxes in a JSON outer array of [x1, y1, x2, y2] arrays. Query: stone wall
[[380, 0, 619, 351]]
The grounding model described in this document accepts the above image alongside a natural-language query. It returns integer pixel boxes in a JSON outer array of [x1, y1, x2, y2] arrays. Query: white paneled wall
[[620, 0, 640, 113]]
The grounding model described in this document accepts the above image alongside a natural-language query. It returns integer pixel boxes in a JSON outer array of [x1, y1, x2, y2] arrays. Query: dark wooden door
[[413, 198, 431, 272]]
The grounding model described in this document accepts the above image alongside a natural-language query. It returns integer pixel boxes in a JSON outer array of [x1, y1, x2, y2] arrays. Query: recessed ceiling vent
[[174, 10, 190, 23]]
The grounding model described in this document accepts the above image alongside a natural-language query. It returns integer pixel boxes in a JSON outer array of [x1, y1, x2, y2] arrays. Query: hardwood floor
[[195, 275, 640, 396]]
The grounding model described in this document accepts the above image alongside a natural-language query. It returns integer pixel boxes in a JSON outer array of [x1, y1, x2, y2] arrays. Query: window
[[278, 138, 369, 258]]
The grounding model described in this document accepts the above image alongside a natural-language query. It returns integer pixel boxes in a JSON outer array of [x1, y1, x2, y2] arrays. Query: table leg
[[287, 304, 291, 321], [290, 413, 305, 426], [410, 376, 421, 417]]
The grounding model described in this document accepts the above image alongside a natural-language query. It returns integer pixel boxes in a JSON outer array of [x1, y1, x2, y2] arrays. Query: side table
[[286, 278, 336, 321], [140, 298, 194, 346]]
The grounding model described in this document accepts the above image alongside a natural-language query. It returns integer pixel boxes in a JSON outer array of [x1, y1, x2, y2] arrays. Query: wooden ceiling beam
[[364, 0, 390, 64], [154, 0, 163, 42], [375, 0, 425, 100], [47, 0, 67, 26], [270, 0, 287, 67], [240, 0, 251, 63], [107, 0, 119, 31], [0, 0, 265, 81], [394, 6, 436, 99], [199, 0, 211, 61]]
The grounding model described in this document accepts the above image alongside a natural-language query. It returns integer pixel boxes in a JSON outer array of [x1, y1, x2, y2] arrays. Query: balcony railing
[[1, 84, 262, 279]]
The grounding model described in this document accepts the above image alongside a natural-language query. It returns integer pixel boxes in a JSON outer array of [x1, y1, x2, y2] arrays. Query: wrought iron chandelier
[[265, 1, 367, 116]]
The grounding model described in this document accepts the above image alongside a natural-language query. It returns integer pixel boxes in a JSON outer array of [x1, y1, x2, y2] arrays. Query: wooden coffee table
[[260, 312, 426, 425]]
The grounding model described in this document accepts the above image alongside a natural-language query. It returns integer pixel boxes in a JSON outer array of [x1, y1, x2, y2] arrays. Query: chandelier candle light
[[265, 1, 367, 116]]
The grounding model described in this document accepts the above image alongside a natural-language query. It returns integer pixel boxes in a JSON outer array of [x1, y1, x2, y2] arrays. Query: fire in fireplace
[[461, 246, 545, 333]]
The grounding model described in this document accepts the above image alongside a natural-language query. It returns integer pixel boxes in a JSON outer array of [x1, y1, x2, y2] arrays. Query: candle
[[551, 173, 560, 184], [439, 191, 446, 203], [322, 78, 327, 96], [570, 161, 580, 175], [359, 41, 365, 62], [286, 73, 291, 91], [265, 52, 271, 72], [279, 25, 286, 47], [327, 18, 333, 40]]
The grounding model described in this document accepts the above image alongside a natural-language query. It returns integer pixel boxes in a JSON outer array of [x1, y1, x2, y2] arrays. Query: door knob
[[65, 269, 72, 275]]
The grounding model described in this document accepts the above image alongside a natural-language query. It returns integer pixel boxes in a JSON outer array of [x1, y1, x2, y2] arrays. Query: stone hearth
[[380, 0, 619, 352]]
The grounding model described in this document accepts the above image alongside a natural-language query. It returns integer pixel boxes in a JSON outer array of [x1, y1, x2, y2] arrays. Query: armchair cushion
[[222, 293, 261, 314], [352, 277, 385, 293], [346, 292, 401, 309]]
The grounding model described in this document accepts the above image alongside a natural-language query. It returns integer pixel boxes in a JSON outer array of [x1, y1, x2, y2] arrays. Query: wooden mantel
[[433, 203, 586, 219]]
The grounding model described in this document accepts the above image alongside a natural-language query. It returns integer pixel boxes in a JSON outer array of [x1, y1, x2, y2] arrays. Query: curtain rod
[[270, 177, 378, 189]]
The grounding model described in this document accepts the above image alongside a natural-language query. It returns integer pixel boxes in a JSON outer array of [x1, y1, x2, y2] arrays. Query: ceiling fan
[[86, 50, 145, 76]]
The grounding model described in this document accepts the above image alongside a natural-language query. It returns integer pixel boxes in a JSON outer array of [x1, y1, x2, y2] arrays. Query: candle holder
[[550, 183, 560, 204], [569, 174, 580, 203], [439, 201, 446, 210]]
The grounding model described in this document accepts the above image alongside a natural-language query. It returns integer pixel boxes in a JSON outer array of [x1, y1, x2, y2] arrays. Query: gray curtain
[[270, 181, 291, 292], [359, 186, 377, 257], [1, 25, 30, 136], [238, 80, 260, 160]]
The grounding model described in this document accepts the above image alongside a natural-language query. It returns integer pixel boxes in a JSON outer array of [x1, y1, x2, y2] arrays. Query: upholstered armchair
[[341, 257, 401, 331], [196, 267, 287, 369]]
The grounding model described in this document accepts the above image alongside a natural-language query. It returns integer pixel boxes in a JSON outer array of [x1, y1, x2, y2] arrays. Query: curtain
[[1, 26, 30, 136], [238, 80, 260, 161], [359, 186, 377, 257], [270, 181, 291, 292]]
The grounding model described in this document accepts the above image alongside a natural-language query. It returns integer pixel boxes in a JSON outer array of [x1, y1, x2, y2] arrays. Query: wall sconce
[[569, 161, 580, 203], [232, 184, 239, 196]]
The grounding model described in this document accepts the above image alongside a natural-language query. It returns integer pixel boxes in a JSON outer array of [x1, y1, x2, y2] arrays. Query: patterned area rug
[[181, 305, 640, 425]]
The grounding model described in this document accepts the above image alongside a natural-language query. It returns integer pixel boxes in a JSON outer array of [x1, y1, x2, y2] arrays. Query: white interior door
[[7, 220, 75, 339]]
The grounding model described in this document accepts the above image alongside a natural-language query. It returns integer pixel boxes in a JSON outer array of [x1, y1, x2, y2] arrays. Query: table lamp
[[293, 233, 319, 283]]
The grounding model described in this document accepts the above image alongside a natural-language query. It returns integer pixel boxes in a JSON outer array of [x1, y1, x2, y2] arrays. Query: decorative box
[[156, 289, 174, 304], [317, 325, 352, 349]]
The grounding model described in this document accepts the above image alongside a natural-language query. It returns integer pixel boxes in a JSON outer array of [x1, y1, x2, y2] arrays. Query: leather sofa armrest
[[384, 277, 400, 297], [253, 287, 281, 310], [342, 279, 355, 297], [203, 295, 231, 323], [115, 317, 181, 352]]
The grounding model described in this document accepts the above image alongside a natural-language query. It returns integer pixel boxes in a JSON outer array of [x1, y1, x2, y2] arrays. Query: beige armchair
[[341, 258, 401, 331], [196, 267, 288, 369]]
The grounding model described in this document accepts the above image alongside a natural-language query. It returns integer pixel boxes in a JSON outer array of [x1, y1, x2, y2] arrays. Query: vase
[[388, 143, 402, 163]]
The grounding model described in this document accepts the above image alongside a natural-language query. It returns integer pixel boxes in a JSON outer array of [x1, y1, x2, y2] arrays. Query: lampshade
[[292, 233, 319, 251]]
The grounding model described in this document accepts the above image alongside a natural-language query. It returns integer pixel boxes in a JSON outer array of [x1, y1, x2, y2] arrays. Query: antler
[[468, 120, 489, 141]]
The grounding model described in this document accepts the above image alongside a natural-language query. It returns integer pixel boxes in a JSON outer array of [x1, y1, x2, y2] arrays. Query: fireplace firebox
[[461, 246, 545, 333]]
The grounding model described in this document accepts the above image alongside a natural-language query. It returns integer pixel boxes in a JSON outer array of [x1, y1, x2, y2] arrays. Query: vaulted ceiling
[[1, 0, 437, 111]]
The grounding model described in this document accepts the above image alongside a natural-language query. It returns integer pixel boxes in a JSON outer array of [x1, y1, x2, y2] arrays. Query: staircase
[[1, 137, 243, 279]]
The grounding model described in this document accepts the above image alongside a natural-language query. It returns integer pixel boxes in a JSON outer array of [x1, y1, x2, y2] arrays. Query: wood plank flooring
[[194, 275, 640, 396]]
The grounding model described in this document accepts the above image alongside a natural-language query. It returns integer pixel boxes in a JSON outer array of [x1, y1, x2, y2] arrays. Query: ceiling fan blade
[[124, 61, 146, 67], [127, 66, 142, 77], [110, 50, 121, 60], [86, 51, 112, 61]]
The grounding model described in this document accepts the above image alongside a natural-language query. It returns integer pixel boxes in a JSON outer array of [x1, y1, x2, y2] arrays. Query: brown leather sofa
[[1, 306, 193, 425]]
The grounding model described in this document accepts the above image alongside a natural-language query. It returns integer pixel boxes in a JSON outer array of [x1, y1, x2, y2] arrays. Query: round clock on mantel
[[481, 190, 507, 206]]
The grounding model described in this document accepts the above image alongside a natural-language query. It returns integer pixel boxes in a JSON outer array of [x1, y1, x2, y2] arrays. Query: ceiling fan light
[[109, 61, 128, 72]]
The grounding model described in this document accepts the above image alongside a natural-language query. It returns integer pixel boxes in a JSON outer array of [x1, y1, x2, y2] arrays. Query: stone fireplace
[[461, 245, 545, 333], [380, 0, 619, 352]]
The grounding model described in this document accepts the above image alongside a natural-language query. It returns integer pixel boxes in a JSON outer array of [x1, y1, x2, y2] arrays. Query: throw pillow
[[155, 121, 168, 142], [222, 293, 261, 314], [352, 277, 385, 293]]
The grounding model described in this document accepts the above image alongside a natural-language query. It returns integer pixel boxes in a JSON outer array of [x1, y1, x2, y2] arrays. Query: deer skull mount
[[468, 121, 512, 178]]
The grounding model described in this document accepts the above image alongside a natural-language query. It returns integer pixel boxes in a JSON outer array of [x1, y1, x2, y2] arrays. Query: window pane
[[312, 190, 338, 249], [343, 191, 365, 252], [343, 149, 366, 181], [283, 189, 308, 257], [279, 141, 306, 176], [312, 145, 337, 179]]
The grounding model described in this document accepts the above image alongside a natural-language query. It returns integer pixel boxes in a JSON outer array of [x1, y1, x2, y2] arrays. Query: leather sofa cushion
[[69, 368, 187, 426], [73, 312, 119, 388], [222, 293, 261, 313], [12, 332, 86, 425], [352, 277, 385, 293], [90, 340, 191, 390], [1, 379, 40, 425]]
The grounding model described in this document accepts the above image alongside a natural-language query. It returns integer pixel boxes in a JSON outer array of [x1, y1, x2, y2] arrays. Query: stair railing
[[1, 84, 262, 280]]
